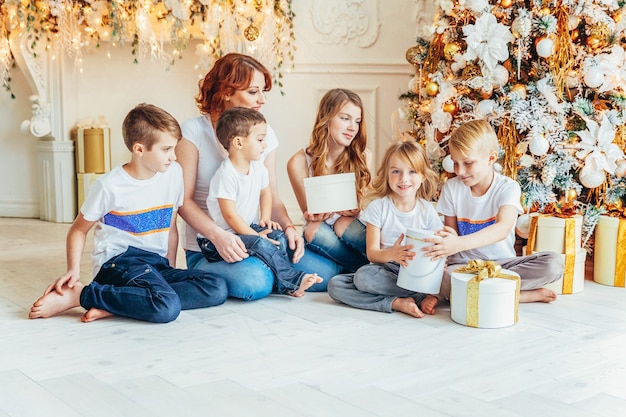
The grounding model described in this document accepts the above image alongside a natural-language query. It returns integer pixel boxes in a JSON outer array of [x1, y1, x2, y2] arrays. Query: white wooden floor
[[1, 217, 625, 417]]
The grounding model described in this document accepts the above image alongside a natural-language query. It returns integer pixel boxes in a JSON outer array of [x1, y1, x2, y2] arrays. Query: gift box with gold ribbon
[[593, 214, 626, 287], [450, 260, 520, 329], [525, 212, 585, 294]]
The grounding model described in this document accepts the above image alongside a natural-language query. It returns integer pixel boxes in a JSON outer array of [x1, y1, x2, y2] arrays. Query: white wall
[[0, 0, 435, 222]]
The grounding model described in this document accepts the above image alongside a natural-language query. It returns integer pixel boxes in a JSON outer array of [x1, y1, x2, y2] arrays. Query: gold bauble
[[586, 34, 605, 50], [425, 81, 439, 96], [571, 28, 579, 42], [510, 84, 527, 100], [500, 0, 513, 8], [613, 10, 623, 23], [541, 7, 551, 16], [615, 199, 624, 209], [405, 46, 423, 65], [244, 25, 260, 41], [443, 101, 458, 116], [462, 64, 481, 80], [443, 42, 462, 61], [590, 22, 611, 40], [566, 188, 578, 202]]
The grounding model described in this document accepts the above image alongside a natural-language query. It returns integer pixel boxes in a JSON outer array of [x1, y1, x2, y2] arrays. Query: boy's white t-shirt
[[206, 159, 269, 232], [180, 115, 278, 250], [81, 162, 184, 277], [436, 172, 522, 262], [360, 196, 443, 249]]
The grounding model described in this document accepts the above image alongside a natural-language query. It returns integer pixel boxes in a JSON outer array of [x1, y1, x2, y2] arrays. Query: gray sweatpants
[[327, 262, 428, 313], [438, 252, 564, 301]]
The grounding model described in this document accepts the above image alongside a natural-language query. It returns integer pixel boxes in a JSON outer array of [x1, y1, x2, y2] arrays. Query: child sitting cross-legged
[[197, 107, 322, 297]]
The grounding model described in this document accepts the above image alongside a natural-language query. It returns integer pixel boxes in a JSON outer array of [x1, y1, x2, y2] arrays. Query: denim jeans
[[305, 219, 368, 273], [80, 246, 228, 323], [187, 237, 342, 300], [327, 262, 427, 313], [197, 225, 306, 295]]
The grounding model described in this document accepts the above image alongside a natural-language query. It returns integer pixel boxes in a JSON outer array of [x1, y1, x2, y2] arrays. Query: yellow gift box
[[450, 260, 521, 329], [593, 215, 626, 287], [75, 127, 111, 173], [526, 214, 583, 294]]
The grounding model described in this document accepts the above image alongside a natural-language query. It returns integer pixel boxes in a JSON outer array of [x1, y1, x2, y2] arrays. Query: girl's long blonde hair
[[306, 88, 371, 202], [366, 140, 439, 205]]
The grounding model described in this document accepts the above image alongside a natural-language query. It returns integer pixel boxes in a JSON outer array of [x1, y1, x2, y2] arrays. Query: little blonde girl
[[327, 140, 442, 318]]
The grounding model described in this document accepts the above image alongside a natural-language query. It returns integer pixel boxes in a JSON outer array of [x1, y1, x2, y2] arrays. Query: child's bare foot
[[419, 294, 438, 315], [392, 297, 424, 318], [81, 308, 114, 322], [519, 288, 557, 303], [290, 274, 323, 297], [29, 282, 85, 319]]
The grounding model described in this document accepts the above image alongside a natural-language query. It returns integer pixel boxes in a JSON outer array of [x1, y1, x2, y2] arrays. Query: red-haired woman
[[176, 53, 340, 300]]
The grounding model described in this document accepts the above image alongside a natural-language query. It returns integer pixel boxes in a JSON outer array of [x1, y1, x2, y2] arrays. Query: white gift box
[[396, 228, 445, 294], [529, 214, 582, 252], [304, 173, 358, 214], [451, 267, 520, 329], [523, 245, 586, 294]]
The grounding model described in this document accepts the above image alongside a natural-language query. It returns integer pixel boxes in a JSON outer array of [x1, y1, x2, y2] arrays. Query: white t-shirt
[[436, 172, 522, 261], [180, 115, 279, 250], [360, 196, 443, 249], [206, 159, 269, 232], [80, 162, 184, 277]]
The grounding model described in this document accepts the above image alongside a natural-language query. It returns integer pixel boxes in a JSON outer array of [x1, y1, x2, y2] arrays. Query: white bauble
[[568, 15, 579, 30], [579, 164, 605, 188], [475, 99, 496, 117], [515, 214, 531, 239], [584, 68, 604, 88], [536, 38, 555, 58], [529, 136, 549, 156], [442, 154, 455, 173], [493, 65, 509, 87]]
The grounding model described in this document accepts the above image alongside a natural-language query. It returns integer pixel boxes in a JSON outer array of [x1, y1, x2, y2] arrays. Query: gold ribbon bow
[[456, 260, 521, 328], [526, 214, 576, 294]]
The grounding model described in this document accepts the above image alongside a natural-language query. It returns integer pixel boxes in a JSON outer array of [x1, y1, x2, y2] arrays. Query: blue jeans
[[187, 239, 342, 301], [80, 246, 228, 323], [197, 225, 306, 295], [306, 219, 368, 273], [328, 262, 427, 313]]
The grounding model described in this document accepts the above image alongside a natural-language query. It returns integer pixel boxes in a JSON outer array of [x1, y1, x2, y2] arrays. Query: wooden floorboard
[[0, 217, 625, 416]]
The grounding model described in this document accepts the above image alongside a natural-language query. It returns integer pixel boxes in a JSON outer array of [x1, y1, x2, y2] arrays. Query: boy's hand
[[257, 228, 280, 246], [423, 226, 459, 260], [259, 219, 281, 231], [45, 270, 80, 296], [389, 234, 416, 267]]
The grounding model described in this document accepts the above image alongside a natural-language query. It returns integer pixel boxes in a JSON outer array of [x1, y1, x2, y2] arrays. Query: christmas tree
[[400, 0, 626, 250]]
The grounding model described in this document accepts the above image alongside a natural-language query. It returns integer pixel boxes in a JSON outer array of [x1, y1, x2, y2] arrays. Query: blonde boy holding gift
[[423, 119, 563, 310]]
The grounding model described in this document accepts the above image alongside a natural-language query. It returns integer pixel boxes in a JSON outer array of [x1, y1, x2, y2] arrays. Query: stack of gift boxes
[[74, 126, 111, 210]]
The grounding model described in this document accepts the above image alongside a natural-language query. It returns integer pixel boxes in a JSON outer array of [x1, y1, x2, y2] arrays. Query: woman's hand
[[303, 211, 333, 223], [212, 227, 249, 263], [284, 225, 305, 263], [259, 219, 281, 231], [336, 208, 360, 217]]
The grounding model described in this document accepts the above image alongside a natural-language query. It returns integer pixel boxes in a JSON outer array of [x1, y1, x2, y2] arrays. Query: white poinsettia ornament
[[462, 12, 514, 71], [575, 114, 625, 177]]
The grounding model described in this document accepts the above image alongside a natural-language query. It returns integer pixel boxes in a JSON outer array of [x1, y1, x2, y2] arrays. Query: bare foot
[[519, 288, 557, 303], [81, 308, 114, 323], [392, 297, 424, 318], [29, 282, 85, 319], [419, 294, 438, 315], [290, 274, 323, 297]]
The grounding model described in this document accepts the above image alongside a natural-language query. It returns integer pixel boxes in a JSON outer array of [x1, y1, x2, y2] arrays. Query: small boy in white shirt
[[197, 107, 322, 296]]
